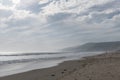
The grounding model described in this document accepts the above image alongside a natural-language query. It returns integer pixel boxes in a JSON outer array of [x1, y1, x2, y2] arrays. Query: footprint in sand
[[51, 74, 55, 76], [64, 69, 67, 71], [61, 72, 64, 74]]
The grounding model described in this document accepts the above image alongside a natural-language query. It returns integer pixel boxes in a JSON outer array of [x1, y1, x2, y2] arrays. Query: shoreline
[[0, 51, 120, 80], [0, 52, 103, 77]]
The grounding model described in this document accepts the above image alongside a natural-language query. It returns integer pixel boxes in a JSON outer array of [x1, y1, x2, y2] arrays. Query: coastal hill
[[63, 41, 120, 52]]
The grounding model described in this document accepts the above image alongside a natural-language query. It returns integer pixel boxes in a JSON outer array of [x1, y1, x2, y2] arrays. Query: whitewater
[[0, 52, 103, 77]]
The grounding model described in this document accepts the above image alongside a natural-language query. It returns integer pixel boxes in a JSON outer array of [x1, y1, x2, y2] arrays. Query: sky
[[0, 0, 120, 53]]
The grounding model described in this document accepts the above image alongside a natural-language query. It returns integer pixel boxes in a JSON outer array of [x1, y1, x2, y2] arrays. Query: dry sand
[[0, 52, 120, 80]]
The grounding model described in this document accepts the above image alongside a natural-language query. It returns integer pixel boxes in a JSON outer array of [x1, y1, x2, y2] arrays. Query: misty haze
[[0, 0, 120, 80]]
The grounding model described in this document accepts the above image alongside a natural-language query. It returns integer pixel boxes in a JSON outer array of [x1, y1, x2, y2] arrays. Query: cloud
[[47, 13, 73, 22], [0, 0, 13, 6], [0, 0, 120, 52], [11, 0, 20, 4], [85, 10, 120, 24], [89, 0, 120, 12], [0, 9, 13, 18], [16, 0, 47, 13]]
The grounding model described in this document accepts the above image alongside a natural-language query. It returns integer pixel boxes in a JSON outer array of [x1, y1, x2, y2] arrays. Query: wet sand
[[0, 52, 120, 80]]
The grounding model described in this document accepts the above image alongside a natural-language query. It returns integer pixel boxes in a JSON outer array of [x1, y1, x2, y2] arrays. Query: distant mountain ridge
[[63, 41, 120, 52]]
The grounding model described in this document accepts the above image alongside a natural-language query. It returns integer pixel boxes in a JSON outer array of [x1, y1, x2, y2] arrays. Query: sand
[[0, 52, 120, 80]]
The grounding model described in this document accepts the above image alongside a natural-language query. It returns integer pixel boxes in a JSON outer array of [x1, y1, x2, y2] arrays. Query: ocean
[[0, 52, 103, 77]]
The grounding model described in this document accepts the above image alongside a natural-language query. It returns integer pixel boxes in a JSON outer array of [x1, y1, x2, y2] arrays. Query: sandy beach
[[0, 52, 120, 80]]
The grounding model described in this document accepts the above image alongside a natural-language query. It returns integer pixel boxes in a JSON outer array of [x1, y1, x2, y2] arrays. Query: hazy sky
[[0, 0, 120, 52]]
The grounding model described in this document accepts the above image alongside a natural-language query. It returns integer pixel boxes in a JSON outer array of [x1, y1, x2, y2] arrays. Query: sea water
[[0, 52, 103, 77]]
